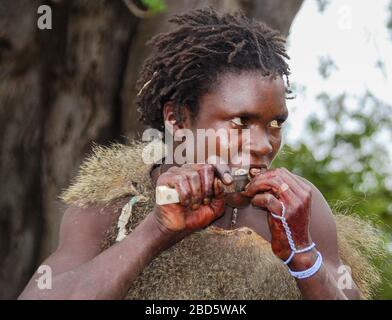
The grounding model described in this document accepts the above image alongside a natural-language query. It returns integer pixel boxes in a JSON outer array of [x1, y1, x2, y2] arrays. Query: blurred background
[[0, 0, 391, 299]]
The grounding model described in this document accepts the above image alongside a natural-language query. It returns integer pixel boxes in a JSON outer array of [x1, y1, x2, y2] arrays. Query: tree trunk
[[0, 0, 138, 299], [39, 0, 138, 263], [0, 0, 303, 299], [241, 0, 303, 37], [0, 0, 44, 300]]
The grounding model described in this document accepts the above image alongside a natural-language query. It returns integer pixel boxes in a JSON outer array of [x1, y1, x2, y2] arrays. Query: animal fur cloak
[[61, 141, 385, 299]]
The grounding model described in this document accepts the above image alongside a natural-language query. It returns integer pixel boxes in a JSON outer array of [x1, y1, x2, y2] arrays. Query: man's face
[[187, 71, 288, 172]]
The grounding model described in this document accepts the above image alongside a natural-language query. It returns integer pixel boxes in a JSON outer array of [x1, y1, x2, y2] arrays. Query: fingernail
[[203, 197, 210, 205], [191, 204, 199, 210], [223, 173, 233, 184]]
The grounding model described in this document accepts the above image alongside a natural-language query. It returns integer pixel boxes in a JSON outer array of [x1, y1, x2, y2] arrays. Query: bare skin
[[19, 201, 191, 299], [19, 71, 361, 300]]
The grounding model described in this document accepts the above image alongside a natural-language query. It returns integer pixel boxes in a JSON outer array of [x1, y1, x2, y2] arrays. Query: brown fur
[[60, 141, 154, 208], [61, 142, 385, 299]]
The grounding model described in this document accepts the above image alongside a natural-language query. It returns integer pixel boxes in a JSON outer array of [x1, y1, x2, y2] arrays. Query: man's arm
[[292, 177, 361, 300], [18, 203, 184, 300], [244, 168, 361, 300]]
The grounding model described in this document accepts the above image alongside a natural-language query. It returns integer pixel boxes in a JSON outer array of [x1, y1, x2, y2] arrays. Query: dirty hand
[[154, 163, 233, 234]]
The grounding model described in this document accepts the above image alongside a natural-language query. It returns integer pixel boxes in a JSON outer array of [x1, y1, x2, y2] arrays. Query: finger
[[184, 170, 202, 210], [267, 168, 311, 209], [267, 168, 311, 201], [207, 155, 233, 185], [182, 164, 213, 203], [243, 174, 296, 202], [251, 193, 283, 215], [252, 193, 288, 240], [213, 177, 224, 198], [199, 164, 214, 205], [215, 163, 233, 185], [282, 169, 313, 198], [210, 197, 225, 219]]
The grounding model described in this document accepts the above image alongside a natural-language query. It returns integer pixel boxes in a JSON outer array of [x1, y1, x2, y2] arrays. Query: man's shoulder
[[293, 173, 337, 223]]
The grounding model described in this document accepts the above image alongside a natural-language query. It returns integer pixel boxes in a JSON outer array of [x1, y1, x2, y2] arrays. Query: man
[[19, 8, 383, 300]]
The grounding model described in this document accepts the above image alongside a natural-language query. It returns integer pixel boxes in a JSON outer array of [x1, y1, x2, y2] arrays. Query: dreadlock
[[136, 7, 291, 131]]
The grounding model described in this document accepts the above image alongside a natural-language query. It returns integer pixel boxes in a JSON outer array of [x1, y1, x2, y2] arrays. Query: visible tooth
[[250, 168, 261, 176]]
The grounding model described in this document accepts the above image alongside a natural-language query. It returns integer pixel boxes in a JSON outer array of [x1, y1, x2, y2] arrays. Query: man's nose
[[247, 127, 273, 157]]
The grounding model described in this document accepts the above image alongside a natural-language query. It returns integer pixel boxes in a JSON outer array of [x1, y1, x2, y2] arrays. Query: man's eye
[[231, 117, 246, 127], [269, 120, 283, 128]]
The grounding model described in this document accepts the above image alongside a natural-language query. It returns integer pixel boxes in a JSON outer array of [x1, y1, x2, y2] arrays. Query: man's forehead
[[199, 72, 287, 117]]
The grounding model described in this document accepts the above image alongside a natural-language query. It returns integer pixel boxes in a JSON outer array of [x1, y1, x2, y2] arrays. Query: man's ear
[[163, 102, 192, 135]]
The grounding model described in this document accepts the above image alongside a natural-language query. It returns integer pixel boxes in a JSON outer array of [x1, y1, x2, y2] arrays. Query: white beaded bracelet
[[289, 251, 323, 279], [271, 202, 323, 279]]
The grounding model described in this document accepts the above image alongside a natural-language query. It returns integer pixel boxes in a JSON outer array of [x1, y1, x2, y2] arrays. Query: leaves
[[318, 56, 338, 79], [315, 0, 331, 13], [387, 0, 392, 40], [274, 89, 392, 298], [140, 0, 167, 13]]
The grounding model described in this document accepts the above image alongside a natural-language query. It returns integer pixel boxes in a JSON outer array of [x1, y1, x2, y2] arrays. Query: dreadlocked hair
[[136, 7, 291, 131]]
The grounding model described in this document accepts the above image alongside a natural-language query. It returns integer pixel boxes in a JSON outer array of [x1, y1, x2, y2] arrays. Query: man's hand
[[154, 163, 231, 234], [242, 167, 313, 263]]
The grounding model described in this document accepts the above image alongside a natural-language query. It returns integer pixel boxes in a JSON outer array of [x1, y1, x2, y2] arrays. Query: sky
[[286, 0, 392, 152]]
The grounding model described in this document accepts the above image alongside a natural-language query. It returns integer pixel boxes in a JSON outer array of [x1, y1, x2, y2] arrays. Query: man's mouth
[[230, 164, 268, 177], [249, 165, 268, 176], [224, 164, 267, 193]]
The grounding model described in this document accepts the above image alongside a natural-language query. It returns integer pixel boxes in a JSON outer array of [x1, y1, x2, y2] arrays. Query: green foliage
[[141, 0, 167, 13], [388, 0, 392, 39], [318, 56, 338, 79], [315, 0, 331, 13], [273, 90, 392, 299]]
